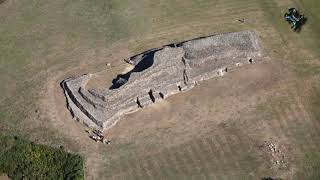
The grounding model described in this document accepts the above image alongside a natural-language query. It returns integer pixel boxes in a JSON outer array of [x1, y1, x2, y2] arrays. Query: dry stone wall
[[61, 30, 264, 131]]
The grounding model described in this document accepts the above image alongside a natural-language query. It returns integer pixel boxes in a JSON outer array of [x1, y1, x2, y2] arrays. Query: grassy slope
[[0, 0, 319, 179]]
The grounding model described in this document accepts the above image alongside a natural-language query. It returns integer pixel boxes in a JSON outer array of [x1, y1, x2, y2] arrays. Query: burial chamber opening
[[109, 51, 156, 89], [136, 97, 143, 108], [148, 89, 156, 103], [159, 92, 164, 99]]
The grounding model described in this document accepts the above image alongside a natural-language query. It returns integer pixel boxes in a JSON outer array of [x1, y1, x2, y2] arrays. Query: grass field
[[0, 0, 320, 179]]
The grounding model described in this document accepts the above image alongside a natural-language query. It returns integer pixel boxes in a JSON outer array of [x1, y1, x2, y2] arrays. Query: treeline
[[0, 134, 84, 180]]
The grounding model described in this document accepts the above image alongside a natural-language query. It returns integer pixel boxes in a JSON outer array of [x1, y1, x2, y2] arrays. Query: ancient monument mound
[[61, 30, 264, 131]]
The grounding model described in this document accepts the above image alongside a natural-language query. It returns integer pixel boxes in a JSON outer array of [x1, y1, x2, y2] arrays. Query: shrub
[[0, 134, 84, 180]]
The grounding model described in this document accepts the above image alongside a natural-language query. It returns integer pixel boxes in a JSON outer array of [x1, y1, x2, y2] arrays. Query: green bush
[[0, 134, 84, 180]]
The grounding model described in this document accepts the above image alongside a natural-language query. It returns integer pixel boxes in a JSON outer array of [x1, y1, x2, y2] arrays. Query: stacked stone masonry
[[61, 30, 264, 131]]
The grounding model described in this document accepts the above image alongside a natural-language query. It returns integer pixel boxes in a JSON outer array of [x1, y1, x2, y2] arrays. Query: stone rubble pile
[[263, 140, 288, 169]]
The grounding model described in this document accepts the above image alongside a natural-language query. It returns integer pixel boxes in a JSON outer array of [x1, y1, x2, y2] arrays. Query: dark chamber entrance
[[109, 50, 156, 89]]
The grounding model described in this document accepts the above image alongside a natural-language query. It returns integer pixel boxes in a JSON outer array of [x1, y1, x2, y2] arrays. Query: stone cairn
[[61, 30, 264, 131]]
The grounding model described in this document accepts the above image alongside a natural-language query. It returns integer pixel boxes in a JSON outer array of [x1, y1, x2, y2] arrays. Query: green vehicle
[[284, 8, 306, 31]]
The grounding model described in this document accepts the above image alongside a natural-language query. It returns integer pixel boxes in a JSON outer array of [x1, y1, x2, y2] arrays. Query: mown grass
[[296, 152, 320, 180], [0, 134, 84, 180], [0, 0, 235, 137], [241, 83, 320, 180], [1, 0, 320, 179], [296, 0, 320, 54], [310, 82, 320, 119], [293, 1, 320, 178], [101, 134, 270, 180], [294, 63, 320, 77], [260, 0, 320, 76]]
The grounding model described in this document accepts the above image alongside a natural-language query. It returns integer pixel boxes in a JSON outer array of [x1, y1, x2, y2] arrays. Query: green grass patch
[[295, 152, 320, 180], [0, 134, 84, 180], [259, 0, 320, 76], [310, 82, 320, 122], [294, 63, 320, 77], [292, 82, 320, 180]]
